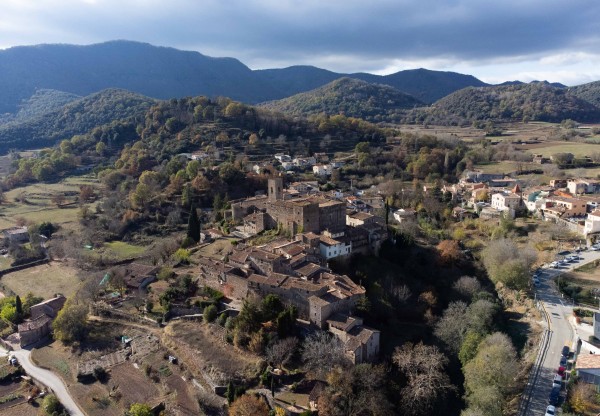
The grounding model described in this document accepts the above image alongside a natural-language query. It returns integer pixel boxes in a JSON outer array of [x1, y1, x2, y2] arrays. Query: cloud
[[0, 0, 599, 84]]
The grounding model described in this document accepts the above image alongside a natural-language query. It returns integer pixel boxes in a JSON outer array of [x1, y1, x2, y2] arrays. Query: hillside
[[569, 81, 600, 108], [354, 68, 488, 104], [0, 41, 488, 115], [418, 83, 600, 125], [0, 89, 156, 152], [260, 77, 424, 122], [2, 89, 82, 125]]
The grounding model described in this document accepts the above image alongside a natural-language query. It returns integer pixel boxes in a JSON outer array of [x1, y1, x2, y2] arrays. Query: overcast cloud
[[1, 0, 599, 85]]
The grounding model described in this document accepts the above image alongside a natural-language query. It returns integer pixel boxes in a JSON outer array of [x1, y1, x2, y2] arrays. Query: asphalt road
[[520, 248, 600, 415], [6, 347, 84, 416]]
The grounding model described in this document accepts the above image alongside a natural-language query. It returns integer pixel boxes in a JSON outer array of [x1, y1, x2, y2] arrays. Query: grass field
[[102, 241, 147, 259], [520, 141, 600, 157], [0, 174, 99, 230], [473, 161, 538, 174], [0, 261, 81, 298]]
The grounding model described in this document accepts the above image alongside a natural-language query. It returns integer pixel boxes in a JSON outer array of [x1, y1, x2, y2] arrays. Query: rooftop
[[575, 354, 600, 370]]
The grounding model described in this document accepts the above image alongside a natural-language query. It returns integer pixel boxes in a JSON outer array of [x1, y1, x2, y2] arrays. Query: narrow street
[[520, 249, 600, 415], [1, 346, 84, 416]]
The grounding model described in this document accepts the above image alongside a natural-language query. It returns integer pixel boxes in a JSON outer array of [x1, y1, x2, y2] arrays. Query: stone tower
[[268, 177, 283, 201]]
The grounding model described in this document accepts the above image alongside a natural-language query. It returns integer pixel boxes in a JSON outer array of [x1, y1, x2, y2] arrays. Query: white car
[[545, 405, 556, 416], [550, 261, 560, 268]]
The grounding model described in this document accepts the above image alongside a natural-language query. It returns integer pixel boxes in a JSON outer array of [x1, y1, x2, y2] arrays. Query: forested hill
[[353, 68, 488, 104], [569, 81, 600, 108], [0, 89, 81, 125], [0, 89, 156, 152], [0, 40, 487, 115], [416, 83, 600, 125], [260, 77, 424, 122]]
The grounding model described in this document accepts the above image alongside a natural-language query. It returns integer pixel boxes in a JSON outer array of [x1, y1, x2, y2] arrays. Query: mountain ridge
[[0, 40, 488, 114]]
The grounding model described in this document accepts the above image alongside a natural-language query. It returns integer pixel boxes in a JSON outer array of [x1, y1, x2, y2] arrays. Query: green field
[[103, 241, 147, 259], [528, 142, 600, 157], [0, 174, 99, 230], [0, 261, 81, 298], [473, 161, 537, 174]]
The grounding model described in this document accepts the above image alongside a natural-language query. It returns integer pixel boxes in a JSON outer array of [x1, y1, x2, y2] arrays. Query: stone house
[[326, 314, 380, 364], [2, 227, 29, 244], [18, 295, 66, 346]]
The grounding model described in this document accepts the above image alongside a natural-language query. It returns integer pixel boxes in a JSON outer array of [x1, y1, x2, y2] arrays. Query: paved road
[[521, 249, 600, 415], [10, 348, 84, 416]]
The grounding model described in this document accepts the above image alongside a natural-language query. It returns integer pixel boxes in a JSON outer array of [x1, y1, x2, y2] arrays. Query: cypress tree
[[187, 205, 200, 242], [15, 295, 22, 316]]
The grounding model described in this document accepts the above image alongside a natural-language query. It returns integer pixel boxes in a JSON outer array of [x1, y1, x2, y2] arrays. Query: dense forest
[[0, 89, 155, 152], [408, 83, 600, 125], [260, 78, 423, 122]]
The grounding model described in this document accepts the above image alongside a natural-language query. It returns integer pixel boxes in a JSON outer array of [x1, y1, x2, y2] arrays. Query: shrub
[[203, 305, 218, 323]]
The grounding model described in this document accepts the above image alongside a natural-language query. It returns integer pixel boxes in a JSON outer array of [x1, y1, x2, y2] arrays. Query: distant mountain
[[0, 41, 489, 116], [0, 40, 278, 114], [260, 77, 423, 122], [569, 81, 600, 108], [6, 89, 81, 124], [254, 66, 342, 98], [419, 83, 600, 125], [0, 88, 156, 152], [353, 68, 488, 104]]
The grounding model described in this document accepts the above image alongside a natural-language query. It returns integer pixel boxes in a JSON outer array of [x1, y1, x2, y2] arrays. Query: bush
[[42, 394, 63, 415], [203, 305, 218, 323]]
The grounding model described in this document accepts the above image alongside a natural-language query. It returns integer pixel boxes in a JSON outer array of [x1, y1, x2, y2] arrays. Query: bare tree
[[393, 342, 455, 415], [434, 301, 469, 353], [266, 337, 298, 368], [302, 331, 349, 378], [453, 276, 482, 300], [391, 283, 412, 303]]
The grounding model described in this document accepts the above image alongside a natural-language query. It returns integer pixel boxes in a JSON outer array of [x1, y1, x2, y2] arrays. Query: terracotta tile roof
[[576, 354, 600, 370]]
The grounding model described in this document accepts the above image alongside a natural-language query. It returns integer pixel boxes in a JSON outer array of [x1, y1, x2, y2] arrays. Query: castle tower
[[268, 177, 283, 201]]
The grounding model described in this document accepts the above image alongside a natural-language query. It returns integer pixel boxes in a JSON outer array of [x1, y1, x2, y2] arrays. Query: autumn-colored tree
[[51, 193, 66, 207], [248, 133, 259, 145], [570, 382, 595, 414], [79, 185, 95, 202], [436, 239, 462, 266], [229, 394, 269, 416]]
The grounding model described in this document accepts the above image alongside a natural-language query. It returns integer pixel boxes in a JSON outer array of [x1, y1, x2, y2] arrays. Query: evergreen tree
[[226, 380, 235, 404], [15, 295, 22, 316], [187, 205, 200, 242]]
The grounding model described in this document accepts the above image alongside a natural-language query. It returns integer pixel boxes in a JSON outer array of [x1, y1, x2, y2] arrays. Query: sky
[[1, 0, 600, 86]]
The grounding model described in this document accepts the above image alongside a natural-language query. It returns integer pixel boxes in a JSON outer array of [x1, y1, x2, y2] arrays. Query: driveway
[[6, 347, 84, 416], [519, 249, 600, 415]]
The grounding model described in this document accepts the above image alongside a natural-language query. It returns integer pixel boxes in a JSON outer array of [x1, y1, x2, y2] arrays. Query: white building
[[393, 208, 416, 223], [491, 192, 521, 212], [319, 235, 351, 259], [585, 211, 600, 236], [313, 164, 332, 176]]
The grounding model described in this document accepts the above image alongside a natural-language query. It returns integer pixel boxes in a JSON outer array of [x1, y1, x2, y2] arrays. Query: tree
[[248, 133, 259, 145], [187, 205, 200, 242], [481, 239, 536, 290], [79, 185, 95, 202], [266, 337, 298, 368], [42, 394, 63, 415], [127, 403, 153, 416], [261, 294, 284, 321], [51, 193, 66, 207], [393, 342, 455, 415], [275, 306, 297, 338], [453, 276, 482, 300], [463, 332, 518, 412], [203, 304, 218, 323], [302, 331, 349, 378], [229, 394, 269, 416], [0, 304, 17, 324], [459, 330, 484, 366], [52, 299, 88, 344], [434, 301, 469, 354], [436, 239, 462, 266], [318, 364, 392, 416], [15, 295, 22, 316]]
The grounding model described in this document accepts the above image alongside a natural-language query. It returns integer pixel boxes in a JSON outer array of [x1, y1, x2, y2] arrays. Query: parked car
[[591, 245, 600, 251], [557, 366, 566, 378], [560, 356, 567, 366], [550, 261, 560, 268], [533, 278, 540, 286], [548, 385, 561, 405], [545, 405, 556, 416], [562, 346, 570, 357], [553, 374, 562, 388]]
